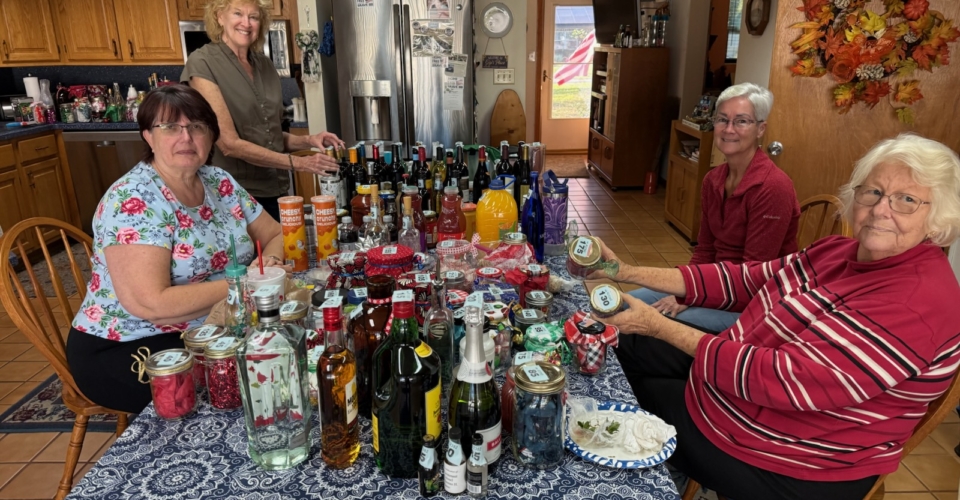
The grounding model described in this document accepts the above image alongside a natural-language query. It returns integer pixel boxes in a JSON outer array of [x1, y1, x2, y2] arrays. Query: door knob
[[767, 141, 783, 156], [542, 70, 549, 82]]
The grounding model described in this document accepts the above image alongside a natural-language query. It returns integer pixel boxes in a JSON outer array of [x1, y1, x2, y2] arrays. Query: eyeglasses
[[853, 185, 930, 214], [152, 123, 210, 137], [712, 116, 761, 129]]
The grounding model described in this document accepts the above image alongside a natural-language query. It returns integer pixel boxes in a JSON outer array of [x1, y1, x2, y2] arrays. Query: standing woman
[[633, 83, 800, 332], [181, 0, 344, 221]]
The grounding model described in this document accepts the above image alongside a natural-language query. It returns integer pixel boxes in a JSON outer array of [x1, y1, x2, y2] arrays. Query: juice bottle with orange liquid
[[475, 176, 517, 244]]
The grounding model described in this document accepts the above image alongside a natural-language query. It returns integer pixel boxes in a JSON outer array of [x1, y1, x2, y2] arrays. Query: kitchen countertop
[[0, 122, 139, 141]]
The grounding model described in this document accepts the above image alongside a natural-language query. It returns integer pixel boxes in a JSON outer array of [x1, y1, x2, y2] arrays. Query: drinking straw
[[229, 235, 238, 268], [256, 240, 264, 274]]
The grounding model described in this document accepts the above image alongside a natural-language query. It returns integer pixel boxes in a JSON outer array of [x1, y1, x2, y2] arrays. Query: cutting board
[[490, 89, 526, 145]]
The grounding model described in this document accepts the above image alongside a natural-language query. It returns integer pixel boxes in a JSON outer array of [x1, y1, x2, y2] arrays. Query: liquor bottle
[[448, 306, 502, 463], [224, 262, 252, 338], [373, 142, 387, 181], [383, 214, 398, 243], [453, 142, 470, 200], [402, 185, 428, 252], [358, 144, 369, 180], [399, 198, 422, 252], [432, 145, 447, 211], [424, 276, 454, 403], [466, 432, 489, 498], [237, 285, 312, 469], [319, 301, 360, 468], [351, 147, 368, 199], [516, 144, 532, 209], [494, 141, 512, 177], [371, 290, 443, 478], [346, 148, 360, 202], [417, 146, 434, 212], [361, 185, 387, 250], [472, 146, 491, 206], [391, 142, 406, 193], [418, 434, 442, 497], [350, 275, 395, 418], [521, 171, 545, 263], [337, 216, 359, 252], [443, 427, 467, 495], [437, 186, 466, 242], [366, 162, 379, 193]]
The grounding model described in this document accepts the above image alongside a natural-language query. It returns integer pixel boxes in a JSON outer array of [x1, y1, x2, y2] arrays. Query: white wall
[[665, 0, 711, 118], [733, 0, 778, 86], [474, 0, 528, 145]]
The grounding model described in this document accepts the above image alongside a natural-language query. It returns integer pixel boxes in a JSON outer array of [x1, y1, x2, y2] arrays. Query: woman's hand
[[308, 131, 346, 150], [584, 237, 625, 280], [604, 292, 661, 337], [250, 254, 294, 274], [650, 295, 688, 318], [294, 153, 340, 176]]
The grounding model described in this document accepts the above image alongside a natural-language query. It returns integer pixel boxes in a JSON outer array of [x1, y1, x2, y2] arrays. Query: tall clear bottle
[[424, 276, 454, 404], [521, 171, 545, 263], [398, 198, 422, 252], [224, 262, 252, 338], [319, 301, 361, 468], [361, 185, 388, 250], [448, 305, 502, 463], [236, 285, 311, 470], [371, 290, 443, 478]]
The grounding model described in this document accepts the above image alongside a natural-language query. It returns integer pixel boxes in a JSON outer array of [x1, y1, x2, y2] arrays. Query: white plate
[[565, 401, 677, 469]]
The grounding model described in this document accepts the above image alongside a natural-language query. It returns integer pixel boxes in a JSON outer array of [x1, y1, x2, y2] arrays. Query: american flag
[[553, 30, 596, 85]]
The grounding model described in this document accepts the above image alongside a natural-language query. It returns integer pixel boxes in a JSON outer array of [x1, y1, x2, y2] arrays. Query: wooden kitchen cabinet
[[664, 121, 715, 243], [53, 0, 122, 63], [178, 0, 285, 20], [23, 157, 73, 243], [115, 0, 183, 63], [0, 170, 31, 241], [0, 0, 61, 65]]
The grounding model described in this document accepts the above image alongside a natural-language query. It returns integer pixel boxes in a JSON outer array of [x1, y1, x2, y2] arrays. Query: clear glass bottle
[[466, 432, 489, 498], [236, 285, 312, 470], [383, 214, 398, 243], [361, 185, 387, 250], [401, 186, 427, 251], [424, 277, 454, 404], [319, 301, 361, 468], [224, 263, 252, 338], [418, 434, 442, 497], [443, 427, 467, 495], [398, 198, 422, 252], [449, 305, 502, 464], [371, 290, 442, 478], [337, 216, 359, 251]]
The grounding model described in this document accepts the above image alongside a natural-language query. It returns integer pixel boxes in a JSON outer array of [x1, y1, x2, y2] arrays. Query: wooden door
[[177, 0, 207, 19], [0, 0, 61, 64], [765, 0, 960, 203], [53, 0, 122, 63], [0, 169, 31, 236], [115, 0, 184, 63], [24, 158, 71, 242]]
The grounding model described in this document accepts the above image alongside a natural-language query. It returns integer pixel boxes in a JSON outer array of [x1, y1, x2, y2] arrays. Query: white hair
[[838, 133, 960, 246], [716, 83, 774, 122]]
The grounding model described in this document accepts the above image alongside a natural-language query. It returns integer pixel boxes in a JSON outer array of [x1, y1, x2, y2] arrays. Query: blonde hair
[[204, 0, 272, 54], [838, 133, 960, 246]]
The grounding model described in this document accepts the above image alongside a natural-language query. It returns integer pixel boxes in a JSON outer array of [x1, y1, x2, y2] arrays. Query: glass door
[[539, 1, 595, 152]]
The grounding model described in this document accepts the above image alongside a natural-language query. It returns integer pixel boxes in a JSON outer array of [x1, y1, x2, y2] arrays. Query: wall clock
[[480, 3, 513, 38], [745, 0, 771, 36]]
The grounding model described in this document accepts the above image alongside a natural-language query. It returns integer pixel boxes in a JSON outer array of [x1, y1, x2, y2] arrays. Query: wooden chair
[[0, 217, 129, 500], [796, 194, 851, 249], [681, 368, 960, 500]]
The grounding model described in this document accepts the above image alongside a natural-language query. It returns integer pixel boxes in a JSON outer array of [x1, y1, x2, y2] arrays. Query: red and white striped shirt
[[680, 236, 960, 481]]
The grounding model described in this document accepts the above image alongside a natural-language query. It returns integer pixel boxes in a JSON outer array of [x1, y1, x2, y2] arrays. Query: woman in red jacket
[[600, 133, 960, 499]]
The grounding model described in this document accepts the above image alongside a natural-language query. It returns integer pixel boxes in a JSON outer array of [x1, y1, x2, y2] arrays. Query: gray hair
[[838, 133, 960, 246], [716, 83, 774, 122]]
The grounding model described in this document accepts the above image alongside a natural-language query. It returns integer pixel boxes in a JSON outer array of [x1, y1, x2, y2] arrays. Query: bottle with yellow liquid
[[475, 175, 518, 244]]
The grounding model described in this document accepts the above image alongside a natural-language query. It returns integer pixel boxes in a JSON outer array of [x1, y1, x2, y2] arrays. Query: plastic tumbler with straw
[[247, 240, 287, 301]]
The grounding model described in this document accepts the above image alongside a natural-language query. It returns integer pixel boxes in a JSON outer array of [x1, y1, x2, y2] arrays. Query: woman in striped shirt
[[597, 134, 960, 499]]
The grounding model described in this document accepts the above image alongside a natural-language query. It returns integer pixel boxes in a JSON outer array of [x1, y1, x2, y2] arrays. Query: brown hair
[[137, 85, 221, 164], [204, 0, 272, 54]]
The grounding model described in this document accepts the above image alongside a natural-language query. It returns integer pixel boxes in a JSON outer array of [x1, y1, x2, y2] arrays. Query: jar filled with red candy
[[566, 236, 619, 281], [204, 337, 242, 411], [139, 348, 197, 420], [181, 325, 227, 393]]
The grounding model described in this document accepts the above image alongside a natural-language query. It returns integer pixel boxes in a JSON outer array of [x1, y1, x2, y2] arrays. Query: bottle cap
[[384, 215, 394, 223], [489, 178, 504, 190], [444, 185, 458, 195], [342, 216, 353, 224], [449, 427, 461, 441], [322, 303, 342, 330]]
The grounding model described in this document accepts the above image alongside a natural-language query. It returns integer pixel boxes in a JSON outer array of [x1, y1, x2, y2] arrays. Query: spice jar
[[204, 337, 242, 410], [181, 325, 228, 393], [424, 210, 438, 249], [436, 239, 479, 285], [135, 348, 197, 420], [590, 284, 623, 317], [525, 290, 554, 321], [566, 236, 619, 280], [280, 300, 309, 329], [512, 361, 566, 469]]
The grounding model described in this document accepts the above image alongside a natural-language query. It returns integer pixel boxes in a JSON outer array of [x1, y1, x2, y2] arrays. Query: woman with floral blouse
[[66, 85, 289, 413]]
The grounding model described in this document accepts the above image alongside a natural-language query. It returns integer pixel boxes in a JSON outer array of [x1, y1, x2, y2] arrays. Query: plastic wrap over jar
[[397, 271, 436, 327], [479, 232, 536, 270], [473, 283, 520, 305], [523, 322, 571, 366], [134, 348, 197, 420], [365, 244, 415, 279], [564, 311, 619, 376], [325, 251, 368, 289], [505, 263, 550, 307], [436, 239, 479, 284]]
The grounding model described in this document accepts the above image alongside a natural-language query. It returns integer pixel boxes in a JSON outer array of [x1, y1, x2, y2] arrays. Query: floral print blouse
[[72, 162, 263, 341]]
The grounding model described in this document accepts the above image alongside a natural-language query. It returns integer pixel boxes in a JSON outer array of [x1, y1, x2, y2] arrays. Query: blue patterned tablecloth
[[67, 256, 681, 500]]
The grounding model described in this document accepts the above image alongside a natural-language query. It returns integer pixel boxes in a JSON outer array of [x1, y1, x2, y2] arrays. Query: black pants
[[66, 327, 186, 413], [615, 332, 878, 500], [257, 195, 281, 223]]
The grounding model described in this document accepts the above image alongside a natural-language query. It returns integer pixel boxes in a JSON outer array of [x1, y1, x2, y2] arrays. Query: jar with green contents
[[513, 308, 545, 343]]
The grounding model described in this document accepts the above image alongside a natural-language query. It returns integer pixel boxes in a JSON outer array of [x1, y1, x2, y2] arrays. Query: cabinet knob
[[128, 40, 134, 58], [592, 137, 599, 149], [112, 39, 118, 57], [2, 40, 8, 60], [603, 146, 612, 159], [767, 141, 783, 156]]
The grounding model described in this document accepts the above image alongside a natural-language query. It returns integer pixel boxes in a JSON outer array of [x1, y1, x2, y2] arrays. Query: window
[[726, 0, 744, 61]]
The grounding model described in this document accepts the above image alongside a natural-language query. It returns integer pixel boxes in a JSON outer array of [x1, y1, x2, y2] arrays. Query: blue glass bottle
[[521, 171, 544, 263]]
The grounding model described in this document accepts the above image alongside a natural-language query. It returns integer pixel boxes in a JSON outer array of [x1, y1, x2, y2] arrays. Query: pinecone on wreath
[[856, 64, 885, 80], [833, 0, 851, 9], [904, 30, 920, 44]]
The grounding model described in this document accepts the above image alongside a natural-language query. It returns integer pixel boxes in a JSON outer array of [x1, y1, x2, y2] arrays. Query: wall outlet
[[494, 69, 515, 85]]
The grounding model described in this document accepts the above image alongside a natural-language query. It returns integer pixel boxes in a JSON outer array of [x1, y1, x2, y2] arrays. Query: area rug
[[14, 243, 90, 298], [545, 154, 588, 178], [0, 375, 120, 433]]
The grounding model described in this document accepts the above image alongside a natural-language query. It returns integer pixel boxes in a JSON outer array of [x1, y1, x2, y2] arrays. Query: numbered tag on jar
[[514, 351, 537, 365], [280, 302, 299, 315], [324, 290, 342, 299], [322, 297, 343, 309], [439, 240, 456, 249], [382, 246, 398, 255], [573, 237, 593, 258], [339, 252, 356, 263], [156, 351, 185, 367], [445, 271, 460, 280], [527, 264, 542, 273], [593, 286, 616, 309], [522, 364, 549, 382], [528, 324, 550, 339], [530, 291, 547, 301], [208, 337, 236, 352], [520, 309, 538, 320], [392, 290, 414, 303], [194, 325, 219, 340], [415, 273, 432, 284], [352, 287, 368, 299]]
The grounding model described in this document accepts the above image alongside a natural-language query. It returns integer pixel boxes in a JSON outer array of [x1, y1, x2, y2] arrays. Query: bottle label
[[523, 364, 549, 382], [446, 439, 464, 465], [573, 237, 593, 258], [418, 179, 425, 188], [437, 232, 465, 242], [457, 358, 492, 383], [476, 421, 502, 463], [443, 461, 466, 494], [372, 413, 379, 453], [470, 444, 487, 466], [467, 478, 483, 495], [416, 341, 434, 357], [465, 292, 484, 310], [425, 380, 442, 438], [345, 376, 358, 424], [419, 445, 436, 469]]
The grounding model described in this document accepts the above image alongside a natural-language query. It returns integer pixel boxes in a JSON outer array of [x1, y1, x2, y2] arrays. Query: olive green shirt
[[181, 42, 289, 198]]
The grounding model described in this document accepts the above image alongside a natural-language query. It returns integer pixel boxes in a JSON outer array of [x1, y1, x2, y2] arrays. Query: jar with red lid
[[397, 271, 436, 327], [566, 236, 619, 281], [181, 325, 227, 394], [134, 348, 197, 420], [475, 266, 504, 287], [325, 251, 368, 289], [365, 244, 415, 279], [204, 337, 242, 410]]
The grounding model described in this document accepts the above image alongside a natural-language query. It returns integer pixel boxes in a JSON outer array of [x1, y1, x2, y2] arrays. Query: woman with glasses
[[634, 83, 799, 332], [592, 133, 960, 499], [182, 0, 344, 221], [65, 86, 290, 413]]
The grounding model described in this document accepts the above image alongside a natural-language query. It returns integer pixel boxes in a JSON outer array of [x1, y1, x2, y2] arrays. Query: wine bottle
[[319, 300, 360, 468], [494, 141, 511, 177], [391, 142, 406, 193], [417, 146, 434, 212], [371, 290, 442, 478], [454, 142, 470, 201], [517, 144, 532, 209], [443, 427, 467, 495], [521, 171, 545, 263], [346, 147, 360, 202], [472, 146, 491, 205], [351, 146, 367, 196], [448, 305, 502, 464]]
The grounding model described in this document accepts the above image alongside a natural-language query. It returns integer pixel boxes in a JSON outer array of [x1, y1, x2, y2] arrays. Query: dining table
[[66, 255, 682, 500]]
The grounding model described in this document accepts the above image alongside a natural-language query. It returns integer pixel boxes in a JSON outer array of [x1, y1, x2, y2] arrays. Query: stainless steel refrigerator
[[333, 0, 475, 154]]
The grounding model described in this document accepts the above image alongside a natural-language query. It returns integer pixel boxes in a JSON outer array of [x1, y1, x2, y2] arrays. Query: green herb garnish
[[605, 421, 621, 434], [577, 420, 597, 432]]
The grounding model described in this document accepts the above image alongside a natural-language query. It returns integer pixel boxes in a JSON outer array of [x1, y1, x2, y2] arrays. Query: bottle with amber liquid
[[319, 301, 360, 468], [371, 290, 443, 478], [349, 275, 395, 418]]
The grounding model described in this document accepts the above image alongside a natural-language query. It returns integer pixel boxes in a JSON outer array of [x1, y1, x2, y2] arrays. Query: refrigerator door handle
[[401, 4, 415, 150], [393, 3, 409, 148]]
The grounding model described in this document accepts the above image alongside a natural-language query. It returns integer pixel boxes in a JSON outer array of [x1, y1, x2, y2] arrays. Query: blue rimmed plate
[[565, 401, 677, 469]]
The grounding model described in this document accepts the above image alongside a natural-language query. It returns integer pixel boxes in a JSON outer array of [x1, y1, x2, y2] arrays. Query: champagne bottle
[[443, 427, 467, 495], [319, 300, 360, 468], [448, 306, 502, 464], [371, 290, 442, 478]]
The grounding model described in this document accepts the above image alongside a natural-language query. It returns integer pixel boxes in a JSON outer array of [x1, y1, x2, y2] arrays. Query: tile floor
[[0, 171, 957, 498]]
